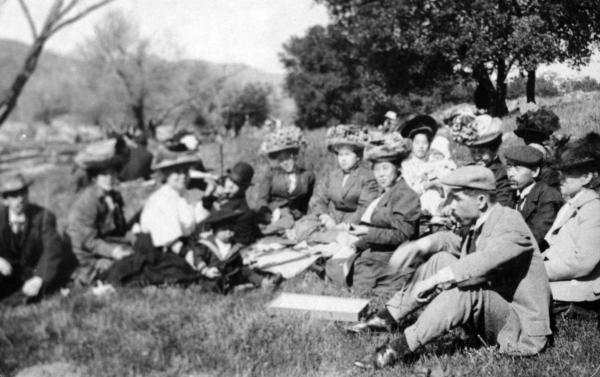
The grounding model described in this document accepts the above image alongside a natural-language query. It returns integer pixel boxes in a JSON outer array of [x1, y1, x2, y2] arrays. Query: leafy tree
[[221, 83, 271, 135], [0, 0, 114, 125], [319, 0, 600, 115]]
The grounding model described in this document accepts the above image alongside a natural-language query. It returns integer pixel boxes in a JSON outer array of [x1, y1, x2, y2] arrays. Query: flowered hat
[[449, 112, 502, 147], [260, 126, 307, 157], [326, 124, 370, 152], [365, 131, 411, 163]]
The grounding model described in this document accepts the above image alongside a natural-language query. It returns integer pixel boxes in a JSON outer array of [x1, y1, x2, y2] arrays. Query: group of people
[[1, 105, 600, 369]]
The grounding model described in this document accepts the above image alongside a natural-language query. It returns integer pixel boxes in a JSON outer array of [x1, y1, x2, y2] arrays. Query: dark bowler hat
[[227, 162, 254, 187], [503, 146, 543, 168], [400, 114, 439, 140], [0, 172, 32, 194], [202, 209, 245, 229], [441, 165, 496, 191]]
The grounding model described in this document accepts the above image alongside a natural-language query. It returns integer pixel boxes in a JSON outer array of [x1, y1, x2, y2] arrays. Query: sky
[[0, 0, 330, 74], [0, 0, 598, 79]]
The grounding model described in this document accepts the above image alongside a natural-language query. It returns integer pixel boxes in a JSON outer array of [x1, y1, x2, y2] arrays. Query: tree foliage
[[283, 0, 600, 124], [221, 82, 271, 135]]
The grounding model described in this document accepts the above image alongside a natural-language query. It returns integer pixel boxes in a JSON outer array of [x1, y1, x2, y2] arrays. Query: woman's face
[[223, 177, 241, 197], [559, 170, 593, 198], [411, 133, 430, 159], [469, 146, 495, 166], [166, 168, 189, 192], [373, 161, 399, 189], [275, 150, 298, 173], [336, 145, 360, 172]]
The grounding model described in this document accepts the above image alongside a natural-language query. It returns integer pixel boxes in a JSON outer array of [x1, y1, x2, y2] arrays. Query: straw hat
[[365, 131, 411, 163], [326, 124, 370, 152], [260, 126, 307, 157], [450, 113, 502, 147], [151, 146, 204, 171], [74, 138, 128, 171]]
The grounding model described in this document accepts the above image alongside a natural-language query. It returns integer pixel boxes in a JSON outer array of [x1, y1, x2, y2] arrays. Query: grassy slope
[[2, 93, 600, 376]]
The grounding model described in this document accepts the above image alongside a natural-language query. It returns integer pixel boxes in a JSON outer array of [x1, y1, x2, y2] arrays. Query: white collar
[[518, 182, 535, 199], [214, 237, 232, 259], [8, 210, 26, 224], [472, 204, 497, 231]]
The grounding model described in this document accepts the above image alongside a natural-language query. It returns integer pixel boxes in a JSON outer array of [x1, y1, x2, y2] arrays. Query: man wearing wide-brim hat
[[67, 138, 133, 285], [0, 172, 67, 302], [350, 165, 551, 369], [450, 113, 516, 207]]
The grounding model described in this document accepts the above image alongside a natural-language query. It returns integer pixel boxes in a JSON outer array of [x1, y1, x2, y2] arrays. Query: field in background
[[2, 93, 600, 376]]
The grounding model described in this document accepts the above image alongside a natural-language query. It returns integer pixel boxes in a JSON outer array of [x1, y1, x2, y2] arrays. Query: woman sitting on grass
[[543, 132, 600, 310], [256, 126, 315, 235], [67, 138, 133, 286], [325, 132, 421, 294], [291, 125, 378, 241]]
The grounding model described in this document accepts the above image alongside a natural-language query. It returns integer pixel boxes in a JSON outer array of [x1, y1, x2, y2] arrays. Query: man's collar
[[473, 203, 499, 230], [8, 209, 26, 224], [518, 181, 536, 198]]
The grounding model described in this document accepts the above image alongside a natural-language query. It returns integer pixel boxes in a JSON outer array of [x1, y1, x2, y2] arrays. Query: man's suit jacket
[[310, 163, 379, 224], [0, 204, 65, 291], [256, 166, 315, 218], [543, 189, 600, 302], [429, 204, 551, 355], [354, 177, 421, 252], [487, 156, 516, 208], [519, 181, 563, 251]]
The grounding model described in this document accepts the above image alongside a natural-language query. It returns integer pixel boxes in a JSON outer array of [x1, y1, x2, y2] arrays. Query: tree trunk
[[472, 63, 509, 117], [0, 36, 48, 125], [526, 69, 536, 103]]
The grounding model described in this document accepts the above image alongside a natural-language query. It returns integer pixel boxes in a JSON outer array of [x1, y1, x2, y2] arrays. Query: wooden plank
[[267, 293, 370, 322]]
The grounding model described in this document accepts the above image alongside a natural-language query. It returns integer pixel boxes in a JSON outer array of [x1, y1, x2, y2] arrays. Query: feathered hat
[[326, 124, 370, 152], [449, 112, 502, 147], [514, 107, 560, 143], [554, 132, 600, 172], [365, 131, 411, 163], [260, 126, 307, 157]]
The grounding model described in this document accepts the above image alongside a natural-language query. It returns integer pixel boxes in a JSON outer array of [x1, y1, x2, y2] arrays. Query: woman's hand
[[203, 267, 222, 279], [349, 224, 369, 236]]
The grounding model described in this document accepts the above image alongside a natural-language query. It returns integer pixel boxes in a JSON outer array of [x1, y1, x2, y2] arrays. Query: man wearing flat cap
[[349, 166, 551, 369], [0, 173, 67, 301], [504, 145, 563, 251]]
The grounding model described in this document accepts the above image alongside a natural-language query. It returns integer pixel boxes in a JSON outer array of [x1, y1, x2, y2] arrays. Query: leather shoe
[[345, 314, 395, 333], [373, 335, 411, 369]]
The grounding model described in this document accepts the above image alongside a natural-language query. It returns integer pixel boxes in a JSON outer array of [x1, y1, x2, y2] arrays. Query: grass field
[[2, 93, 600, 377]]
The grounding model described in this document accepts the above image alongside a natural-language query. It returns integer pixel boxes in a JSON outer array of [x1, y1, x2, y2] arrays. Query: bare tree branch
[[51, 0, 116, 35], [17, 0, 38, 39]]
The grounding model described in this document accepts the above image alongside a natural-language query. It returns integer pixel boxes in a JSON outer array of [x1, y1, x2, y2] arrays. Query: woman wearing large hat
[[325, 132, 421, 294], [450, 111, 516, 207], [400, 114, 440, 195], [543, 132, 600, 306], [310, 124, 379, 229], [256, 126, 315, 234], [67, 138, 133, 285]]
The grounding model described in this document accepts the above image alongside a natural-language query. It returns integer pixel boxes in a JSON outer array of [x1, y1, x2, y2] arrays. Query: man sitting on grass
[[348, 166, 551, 369], [0, 173, 67, 303], [190, 208, 281, 294], [504, 145, 563, 251]]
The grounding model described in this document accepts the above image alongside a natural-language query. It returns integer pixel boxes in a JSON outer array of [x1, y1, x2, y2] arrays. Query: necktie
[[516, 195, 525, 211]]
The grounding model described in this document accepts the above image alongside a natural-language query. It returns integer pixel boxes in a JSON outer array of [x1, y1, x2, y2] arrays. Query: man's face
[[215, 227, 234, 243], [448, 191, 481, 227], [95, 170, 118, 192], [507, 164, 536, 190], [3, 189, 28, 214]]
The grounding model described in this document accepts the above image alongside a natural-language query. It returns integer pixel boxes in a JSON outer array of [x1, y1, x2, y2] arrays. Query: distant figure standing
[[0, 173, 67, 302], [120, 131, 153, 181]]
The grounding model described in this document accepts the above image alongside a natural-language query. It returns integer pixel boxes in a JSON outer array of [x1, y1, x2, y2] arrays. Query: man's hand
[[203, 267, 221, 279], [349, 224, 369, 236], [0, 257, 13, 276], [271, 208, 281, 223], [111, 245, 133, 260], [413, 276, 439, 303], [319, 214, 336, 229], [22, 276, 43, 297]]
